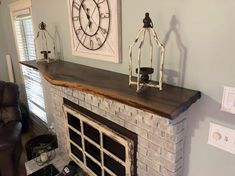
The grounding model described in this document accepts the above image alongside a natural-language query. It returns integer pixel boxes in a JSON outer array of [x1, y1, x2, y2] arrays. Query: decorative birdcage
[[129, 13, 165, 92], [35, 22, 56, 63]]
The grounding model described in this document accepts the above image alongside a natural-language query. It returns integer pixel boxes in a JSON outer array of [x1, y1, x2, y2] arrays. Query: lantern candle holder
[[35, 22, 56, 63], [129, 13, 165, 92]]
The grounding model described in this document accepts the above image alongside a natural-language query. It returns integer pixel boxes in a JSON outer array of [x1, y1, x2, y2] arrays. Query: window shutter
[[14, 15, 47, 123]]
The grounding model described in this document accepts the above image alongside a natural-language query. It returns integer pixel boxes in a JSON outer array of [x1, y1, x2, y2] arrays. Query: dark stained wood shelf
[[20, 60, 201, 120]]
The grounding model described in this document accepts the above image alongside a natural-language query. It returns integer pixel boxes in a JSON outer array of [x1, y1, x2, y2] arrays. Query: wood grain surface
[[20, 60, 201, 120]]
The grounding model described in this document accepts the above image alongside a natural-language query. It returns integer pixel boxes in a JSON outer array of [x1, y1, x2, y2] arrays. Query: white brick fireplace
[[51, 85, 186, 176]]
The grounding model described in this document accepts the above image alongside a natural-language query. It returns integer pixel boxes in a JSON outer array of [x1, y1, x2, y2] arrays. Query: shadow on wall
[[184, 94, 235, 176], [162, 15, 187, 87], [54, 25, 64, 61]]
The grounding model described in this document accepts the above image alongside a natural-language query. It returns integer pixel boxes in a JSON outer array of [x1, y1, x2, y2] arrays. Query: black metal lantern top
[[143, 13, 153, 28], [39, 22, 46, 30]]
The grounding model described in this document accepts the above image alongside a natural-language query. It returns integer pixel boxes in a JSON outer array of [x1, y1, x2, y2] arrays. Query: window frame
[[9, 0, 49, 126]]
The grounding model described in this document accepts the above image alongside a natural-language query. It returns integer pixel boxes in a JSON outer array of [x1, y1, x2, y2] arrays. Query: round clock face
[[72, 0, 110, 50]]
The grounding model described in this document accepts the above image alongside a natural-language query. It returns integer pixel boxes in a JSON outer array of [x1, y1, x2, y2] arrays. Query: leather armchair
[[0, 81, 22, 176]]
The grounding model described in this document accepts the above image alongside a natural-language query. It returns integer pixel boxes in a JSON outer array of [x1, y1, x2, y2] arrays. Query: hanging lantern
[[129, 13, 165, 92], [35, 22, 56, 63]]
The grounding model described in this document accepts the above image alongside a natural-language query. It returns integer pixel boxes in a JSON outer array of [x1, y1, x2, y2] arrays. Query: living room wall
[[0, 5, 8, 81], [1, 0, 235, 175], [0, 0, 27, 103]]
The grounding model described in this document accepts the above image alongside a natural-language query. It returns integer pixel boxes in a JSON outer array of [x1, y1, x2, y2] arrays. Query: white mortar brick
[[124, 105, 138, 116], [91, 96, 100, 107], [147, 149, 163, 164], [165, 130, 185, 143], [114, 101, 125, 111], [51, 85, 186, 176], [162, 167, 183, 176], [161, 149, 183, 162], [67, 95, 79, 104], [170, 113, 186, 125], [163, 158, 183, 172], [148, 141, 162, 155], [62, 87, 73, 96], [84, 93, 93, 103], [167, 120, 186, 134], [152, 114, 170, 125], [125, 122, 148, 138], [72, 89, 79, 98], [136, 121, 155, 133], [123, 114, 138, 125], [164, 140, 184, 153], [147, 166, 163, 176], [106, 112, 125, 127], [138, 144, 148, 156], [138, 136, 149, 148], [147, 133, 165, 146], [137, 168, 148, 176], [139, 156, 162, 174], [78, 91, 86, 101], [91, 105, 107, 118], [137, 161, 147, 171]]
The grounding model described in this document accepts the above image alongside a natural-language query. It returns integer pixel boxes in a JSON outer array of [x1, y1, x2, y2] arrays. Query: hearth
[[63, 98, 137, 176]]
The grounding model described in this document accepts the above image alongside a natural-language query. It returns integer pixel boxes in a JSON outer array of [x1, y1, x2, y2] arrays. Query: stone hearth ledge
[[20, 60, 201, 120]]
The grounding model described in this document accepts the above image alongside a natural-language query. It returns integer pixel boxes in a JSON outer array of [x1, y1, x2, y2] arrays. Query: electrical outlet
[[221, 86, 235, 114], [208, 123, 235, 154]]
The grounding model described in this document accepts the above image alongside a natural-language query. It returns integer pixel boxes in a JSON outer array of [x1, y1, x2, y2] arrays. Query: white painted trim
[[9, 0, 31, 14], [67, 0, 122, 63], [63, 105, 133, 176]]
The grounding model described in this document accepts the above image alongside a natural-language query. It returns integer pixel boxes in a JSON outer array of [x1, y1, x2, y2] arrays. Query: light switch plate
[[221, 86, 235, 114], [208, 123, 235, 154]]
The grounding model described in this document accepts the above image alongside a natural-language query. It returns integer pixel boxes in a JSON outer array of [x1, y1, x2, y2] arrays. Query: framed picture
[[67, 0, 122, 63]]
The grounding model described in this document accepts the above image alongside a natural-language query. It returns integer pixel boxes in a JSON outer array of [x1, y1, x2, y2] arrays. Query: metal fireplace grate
[[63, 105, 134, 176]]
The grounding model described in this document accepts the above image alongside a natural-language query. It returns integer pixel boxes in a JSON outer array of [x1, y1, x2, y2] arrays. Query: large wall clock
[[68, 0, 122, 63]]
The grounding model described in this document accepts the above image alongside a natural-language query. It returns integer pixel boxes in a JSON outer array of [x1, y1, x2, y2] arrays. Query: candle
[[40, 152, 48, 163]]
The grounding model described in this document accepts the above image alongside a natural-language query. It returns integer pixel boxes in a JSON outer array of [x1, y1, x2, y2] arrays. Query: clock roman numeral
[[99, 27, 108, 34], [100, 13, 110, 19], [72, 16, 79, 21], [75, 27, 82, 35], [90, 38, 94, 49], [96, 0, 106, 5], [95, 36, 102, 46], [72, 2, 80, 11]]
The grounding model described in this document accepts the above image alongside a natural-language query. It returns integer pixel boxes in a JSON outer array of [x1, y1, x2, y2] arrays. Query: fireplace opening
[[63, 98, 137, 176]]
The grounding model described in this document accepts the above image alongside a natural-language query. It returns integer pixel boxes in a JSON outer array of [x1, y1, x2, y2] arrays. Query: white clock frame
[[67, 0, 122, 63]]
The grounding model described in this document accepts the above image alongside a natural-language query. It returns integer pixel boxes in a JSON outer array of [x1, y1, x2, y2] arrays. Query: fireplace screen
[[63, 105, 134, 176]]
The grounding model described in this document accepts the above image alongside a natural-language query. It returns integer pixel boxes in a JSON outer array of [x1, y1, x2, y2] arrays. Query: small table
[[25, 149, 69, 175]]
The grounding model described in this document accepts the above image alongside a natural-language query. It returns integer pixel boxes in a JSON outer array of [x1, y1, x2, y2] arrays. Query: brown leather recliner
[[0, 81, 22, 176]]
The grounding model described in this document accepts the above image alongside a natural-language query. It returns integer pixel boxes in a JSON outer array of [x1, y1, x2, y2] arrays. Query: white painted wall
[[0, 8, 8, 81]]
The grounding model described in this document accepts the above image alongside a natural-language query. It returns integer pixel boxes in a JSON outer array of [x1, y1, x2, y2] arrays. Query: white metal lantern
[[35, 22, 56, 63], [129, 13, 165, 92]]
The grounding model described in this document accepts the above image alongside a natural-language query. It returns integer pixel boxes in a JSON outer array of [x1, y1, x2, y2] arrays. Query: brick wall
[[51, 85, 186, 176]]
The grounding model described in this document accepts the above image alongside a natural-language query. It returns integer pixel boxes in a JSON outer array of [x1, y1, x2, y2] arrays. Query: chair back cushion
[[0, 81, 21, 124]]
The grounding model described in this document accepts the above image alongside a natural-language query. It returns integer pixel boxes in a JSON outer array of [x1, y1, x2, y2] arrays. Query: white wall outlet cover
[[208, 123, 235, 154], [221, 86, 235, 114]]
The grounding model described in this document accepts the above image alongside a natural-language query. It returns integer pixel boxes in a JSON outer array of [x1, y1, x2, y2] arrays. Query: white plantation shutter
[[14, 14, 47, 123]]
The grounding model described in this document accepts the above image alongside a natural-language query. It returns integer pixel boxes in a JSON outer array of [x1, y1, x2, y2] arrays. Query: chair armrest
[[0, 121, 22, 150]]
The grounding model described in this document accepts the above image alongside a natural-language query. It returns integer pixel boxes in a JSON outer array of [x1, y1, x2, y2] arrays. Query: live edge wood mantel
[[20, 60, 201, 120]]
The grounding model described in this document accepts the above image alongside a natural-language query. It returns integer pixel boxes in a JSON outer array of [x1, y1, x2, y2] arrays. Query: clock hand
[[78, 1, 91, 23], [86, 8, 92, 28]]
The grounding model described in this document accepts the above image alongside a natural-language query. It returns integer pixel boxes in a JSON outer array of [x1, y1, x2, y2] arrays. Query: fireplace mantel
[[20, 60, 201, 119]]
